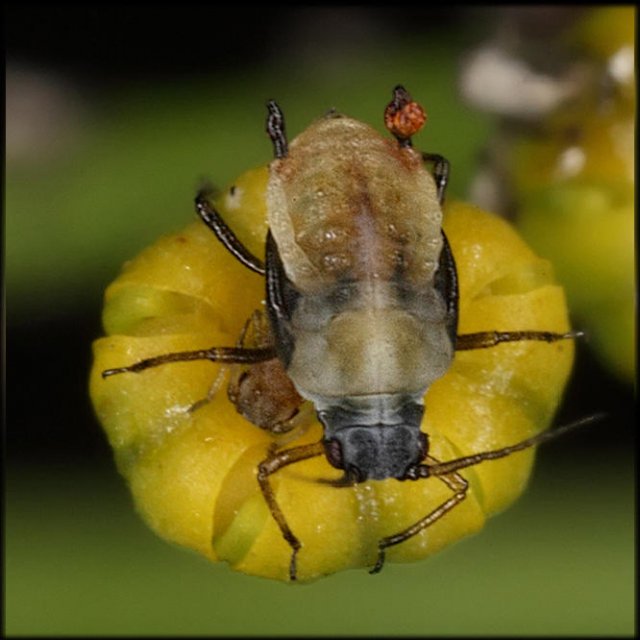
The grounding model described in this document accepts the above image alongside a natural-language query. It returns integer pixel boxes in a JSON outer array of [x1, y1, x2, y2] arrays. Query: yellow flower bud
[[90, 166, 574, 582]]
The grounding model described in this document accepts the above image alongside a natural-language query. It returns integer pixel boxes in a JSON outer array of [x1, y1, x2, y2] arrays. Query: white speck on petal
[[354, 482, 380, 524], [162, 404, 192, 432], [608, 46, 634, 85], [225, 185, 244, 210]]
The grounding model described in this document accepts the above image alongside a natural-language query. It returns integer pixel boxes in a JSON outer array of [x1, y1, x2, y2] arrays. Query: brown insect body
[[267, 113, 453, 403], [229, 358, 302, 432], [227, 312, 303, 433]]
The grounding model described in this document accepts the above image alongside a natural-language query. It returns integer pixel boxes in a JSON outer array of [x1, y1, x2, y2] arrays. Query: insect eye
[[324, 438, 344, 470], [346, 465, 366, 484]]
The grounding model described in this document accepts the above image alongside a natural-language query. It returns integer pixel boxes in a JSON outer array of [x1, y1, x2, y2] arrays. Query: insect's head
[[318, 395, 428, 482]]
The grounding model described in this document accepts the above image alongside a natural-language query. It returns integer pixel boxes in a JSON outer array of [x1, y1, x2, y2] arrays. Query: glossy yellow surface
[[91, 167, 574, 582]]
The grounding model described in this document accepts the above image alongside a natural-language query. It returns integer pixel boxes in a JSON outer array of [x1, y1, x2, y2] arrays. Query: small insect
[[103, 85, 591, 581]]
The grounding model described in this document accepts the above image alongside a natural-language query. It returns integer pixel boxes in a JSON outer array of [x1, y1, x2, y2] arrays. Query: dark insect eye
[[324, 438, 344, 469], [346, 465, 366, 484]]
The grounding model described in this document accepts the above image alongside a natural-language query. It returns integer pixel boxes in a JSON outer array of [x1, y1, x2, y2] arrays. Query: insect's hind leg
[[455, 330, 584, 351], [187, 312, 269, 413], [266, 99, 288, 159], [195, 189, 266, 275], [422, 153, 450, 204]]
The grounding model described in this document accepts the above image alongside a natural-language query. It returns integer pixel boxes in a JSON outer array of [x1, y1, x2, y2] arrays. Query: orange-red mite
[[384, 86, 427, 141]]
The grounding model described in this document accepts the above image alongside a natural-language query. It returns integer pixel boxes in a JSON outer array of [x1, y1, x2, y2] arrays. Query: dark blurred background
[[5, 5, 634, 636]]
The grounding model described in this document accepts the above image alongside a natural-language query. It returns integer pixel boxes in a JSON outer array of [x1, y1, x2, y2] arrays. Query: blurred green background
[[6, 6, 634, 636]]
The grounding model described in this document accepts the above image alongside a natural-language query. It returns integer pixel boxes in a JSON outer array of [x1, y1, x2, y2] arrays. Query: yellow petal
[[91, 168, 575, 582]]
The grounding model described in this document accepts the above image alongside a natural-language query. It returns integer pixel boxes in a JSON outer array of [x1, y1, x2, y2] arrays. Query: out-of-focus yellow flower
[[90, 166, 575, 583], [514, 6, 635, 382]]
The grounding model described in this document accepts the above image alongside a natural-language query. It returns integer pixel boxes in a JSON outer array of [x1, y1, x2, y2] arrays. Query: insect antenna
[[266, 100, 288, 159], [384, 85, 426, 147], [422, 413, 606, 478], [102, 346, 275, 378]]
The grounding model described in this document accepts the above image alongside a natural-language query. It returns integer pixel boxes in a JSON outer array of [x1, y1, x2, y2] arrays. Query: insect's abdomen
[[267, 114, 442, 293]]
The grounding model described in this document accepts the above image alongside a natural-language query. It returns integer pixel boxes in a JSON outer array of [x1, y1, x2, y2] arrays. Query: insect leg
[[195, 190, 266, 275], [257, 440, 325, 581], [102, 346, 275, 378], [370, 458, 469, 575], [190, 313, 266, 413], [422, 153, 450, 204], [371, 414, 602, 574], [188, 365, 229, 414], [420, 414, 603, 478], [455, 329, 584, 351]]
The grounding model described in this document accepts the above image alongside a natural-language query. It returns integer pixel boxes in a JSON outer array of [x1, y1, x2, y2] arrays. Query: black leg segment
[[195, 190, 266, 275], [422, 153, 450, 204], [266, 100, 288, 159]]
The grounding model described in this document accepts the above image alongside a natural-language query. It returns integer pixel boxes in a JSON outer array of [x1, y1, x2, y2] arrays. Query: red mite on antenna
[[384, 85, 427, 143]]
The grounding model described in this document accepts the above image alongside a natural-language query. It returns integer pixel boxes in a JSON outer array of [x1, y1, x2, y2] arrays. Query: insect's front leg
[[257, 441, 325, 581], [370, 459, 469, 575], [195, 189, 266, 275]]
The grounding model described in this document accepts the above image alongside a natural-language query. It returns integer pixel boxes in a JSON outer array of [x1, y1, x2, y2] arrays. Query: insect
[[102, 85, 589, 581]]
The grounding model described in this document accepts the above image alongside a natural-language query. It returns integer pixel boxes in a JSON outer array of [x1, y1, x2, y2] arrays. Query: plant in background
[[460, 6, 635, 383], [91, 87, 580, 583]]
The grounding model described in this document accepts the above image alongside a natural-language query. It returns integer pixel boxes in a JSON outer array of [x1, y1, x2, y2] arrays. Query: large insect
[[103, 86, 585, 581]]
